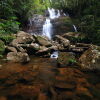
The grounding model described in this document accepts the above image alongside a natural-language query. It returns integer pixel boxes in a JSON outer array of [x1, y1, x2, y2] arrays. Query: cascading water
[[42, 8, 61, 58], [43, 18, 52, 39], [42, 8, 61, 39], [73, 24, 78, 32], [48, 8, 61, 19]]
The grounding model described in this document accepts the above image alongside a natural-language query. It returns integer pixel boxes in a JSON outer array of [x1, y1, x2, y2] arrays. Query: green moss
[[0, 40, 5, 57], [0, 34, 15, 44]]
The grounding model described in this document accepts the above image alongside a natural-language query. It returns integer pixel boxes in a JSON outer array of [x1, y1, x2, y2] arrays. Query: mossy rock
[[0, 40, 5, 56], [57, 52, 76, 67], [34, 35, 52, 47], [62, 32, 86, 43]]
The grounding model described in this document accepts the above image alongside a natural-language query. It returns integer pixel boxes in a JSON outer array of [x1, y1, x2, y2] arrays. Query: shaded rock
[[76, 87, 93, 100], [28, 14, 45, 34], [34, 35, 52, 47], [0, 40, 5, 55], [75, 43, 91, 47], [54, 35, 70, 47], [57, 52, 76, 67], [19, 43, 40, 51], [79, 45, 100, 70], [38, 92, 48, 100], [62, 32, 85, 43], [7, 52, 30, 63], [36, 46, 50, 56], [5, 46, 17, 53], [52, 17, 73, 35]]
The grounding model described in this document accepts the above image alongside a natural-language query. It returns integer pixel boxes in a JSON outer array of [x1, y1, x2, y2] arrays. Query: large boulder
[[62, 32, 85, 43], [54, 35, 70, 47], [11, 31, 35, 46], [5, 46, 17, 53], [79, 45, 100, 70], [33, 35, 52, 47], [7, 52, 30, 63], [57, 52, 76, 67]]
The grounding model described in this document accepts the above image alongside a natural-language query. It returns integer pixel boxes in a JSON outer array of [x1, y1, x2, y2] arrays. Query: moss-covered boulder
[[0, 40, 5, 57], [57, 52, 76, 67], [79, 45, 100, 70], [62, 32, 85, 43]]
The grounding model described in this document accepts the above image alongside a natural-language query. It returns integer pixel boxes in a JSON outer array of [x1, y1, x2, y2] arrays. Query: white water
[[48, 8, 61, 19], [50, 51, 58, 59], [73, 25, 78, 32], [42, 18, 52, 39], [42, 8, 61, 39], [42, 8, 61, 58]]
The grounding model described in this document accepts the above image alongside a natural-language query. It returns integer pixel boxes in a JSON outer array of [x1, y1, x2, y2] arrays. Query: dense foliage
[[50, 0, 100, 45]]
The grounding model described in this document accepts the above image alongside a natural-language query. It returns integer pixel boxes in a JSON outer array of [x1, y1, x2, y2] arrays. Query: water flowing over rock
[[42, 8, 61, 39], [42, 18, 52, 39], [73, 25, 78, 32], [48, 8, 61, 19]]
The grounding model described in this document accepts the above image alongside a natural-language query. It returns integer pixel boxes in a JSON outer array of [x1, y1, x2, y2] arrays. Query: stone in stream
[[79, 45, 100, 70], [7, 52, 30, 63], [33, 35, 52, 47], [57, 52, 76, 67], [54, 35, 70, 47]]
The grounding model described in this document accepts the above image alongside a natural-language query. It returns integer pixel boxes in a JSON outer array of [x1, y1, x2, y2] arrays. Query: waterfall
[[42, 18, 52, 39], [42, 8, 61, 39], [73, 25, 78, 32], [48, 8, 61, 19], [42, 8, 61, 58]]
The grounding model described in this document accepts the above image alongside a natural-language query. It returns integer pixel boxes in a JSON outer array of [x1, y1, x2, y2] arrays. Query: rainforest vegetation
[[0, 0, 100, 56]]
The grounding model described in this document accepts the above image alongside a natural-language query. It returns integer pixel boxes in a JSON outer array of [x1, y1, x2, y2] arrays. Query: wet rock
[[57, 52, 76, 67], [38, 92, 48, 100], [7, 52, 30, 63], [54, 35, 70, 47], [76, 87, 93, 100], [0, 96, 7, 100], [34, 35, 52, 47], [79, 45, 100, 70], [36, 46, 50, 56]]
